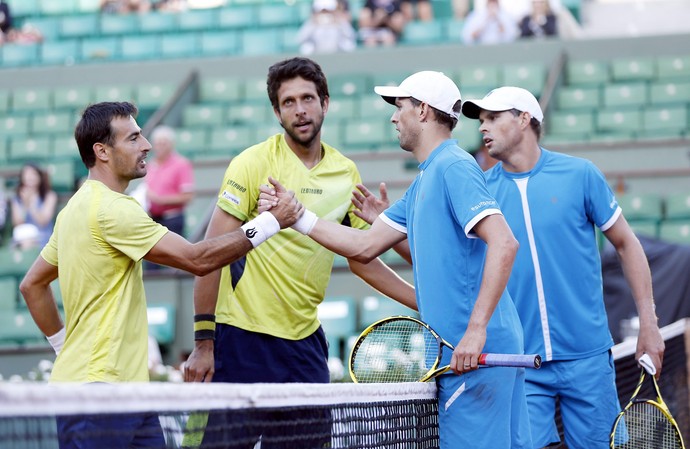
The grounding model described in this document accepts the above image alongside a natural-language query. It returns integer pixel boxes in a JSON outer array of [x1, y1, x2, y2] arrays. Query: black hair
[[74, 102, 138, 169], [267, 57, 329, 110]]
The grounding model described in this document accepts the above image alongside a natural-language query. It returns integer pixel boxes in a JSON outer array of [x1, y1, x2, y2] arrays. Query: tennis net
[[0, 381, 439, 449]]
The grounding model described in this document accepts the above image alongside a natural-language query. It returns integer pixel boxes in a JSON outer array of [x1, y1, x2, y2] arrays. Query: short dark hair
[[266, 57, 329, 110], [74, 102, 138, 169], [409, 97, 461, 131], [508, 108, 542, 140]]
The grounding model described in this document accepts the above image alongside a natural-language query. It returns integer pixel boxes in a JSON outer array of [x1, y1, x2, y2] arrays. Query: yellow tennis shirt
[[215, 134, 368, 340], [42, 180, 168, 383]]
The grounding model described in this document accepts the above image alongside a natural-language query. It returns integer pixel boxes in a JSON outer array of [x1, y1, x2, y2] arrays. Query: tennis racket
[[610, 353, 685, 449], [349, 316, 541, 383]]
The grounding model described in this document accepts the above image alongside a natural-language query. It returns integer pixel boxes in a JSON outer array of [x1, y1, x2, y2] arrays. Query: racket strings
[[351, 320, 438, 383], [613, 402, 683, 449]]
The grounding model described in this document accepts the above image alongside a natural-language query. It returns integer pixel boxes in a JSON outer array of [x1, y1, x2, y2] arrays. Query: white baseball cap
[[374, 71, 462, 119], [461, 86, 544, 123]]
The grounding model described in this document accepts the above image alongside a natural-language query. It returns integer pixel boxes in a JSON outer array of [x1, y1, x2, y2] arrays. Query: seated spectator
[[461, 0, 518, 45], [10, 163, 57, 250], [298, 0, 357, 55], [358, 0, 407, 47], [100, 0, 151, 13], [0, 1, 12, 35], [154, 0, 187, 12], [519, 0, 558, 38], [401, 0, 433, 22]]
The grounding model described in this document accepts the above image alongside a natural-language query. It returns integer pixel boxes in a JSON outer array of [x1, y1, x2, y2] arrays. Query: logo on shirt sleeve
[[221, 190, 241, 206]]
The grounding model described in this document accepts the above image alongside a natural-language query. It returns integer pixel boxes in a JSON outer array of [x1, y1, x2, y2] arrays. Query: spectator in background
[[461, 0, 518, 45], [297, 0, 356, 55], [11, 163, 58, 250], [145, 125, 195, 239], [358, 0, 407, 48], [100, 0, 151, 13], [519, 0, 558, 39], [0, 0, 13, 42], [401, 0, 433, 22]]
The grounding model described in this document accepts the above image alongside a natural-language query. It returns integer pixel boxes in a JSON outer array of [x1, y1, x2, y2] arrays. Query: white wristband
[[291, 209, 318, 235], [241, 212, 280, 247], [47, 327, 66, 355]]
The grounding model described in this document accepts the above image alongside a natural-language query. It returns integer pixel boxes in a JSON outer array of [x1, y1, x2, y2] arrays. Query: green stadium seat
[[241, 28, 281, 56], [444, 18, 465, 42], [53, 86, 93, 110], [22, 16, 61, 40], [401, 21, 444, 45], [664, 193, 690, 221], [1, 43, 39, 67], [602, 82, 648, 108], [628, 221, 658, 239], [183, 104, 225, 127], [135, 83, 175, 110], [80, 37, 120, 61], [218, 5, 256, 29], [40, 0, 78, 15], [656, 55, 690, 80], [12, 87, 52, 112], [199, 30, 241, 56], [320, 122, 343, 150], [0, 277, 18, 311], [0, 311, 45, 344], [455, 117, 483, 152], [184, 196, 214, 239], [0, 115, 30, 136], [610, 57, 656, 82], [642, 105, 687, 137], [617, 192, 663, 222], [256, 3, 300, 27], [175, 127, 209, 156], [59, 14, 100, 39], [147, 302, 176, 345], [329, 74, 369, 98], [137, 11, 178, 33], [358, 295, 416, 331], [370, 72, 409, 91], [208, 126, 257, 153], [327, 97, 358, 122], [40, 39, 80, 66], [343, 120, 389, 148], [160, 33, 200, 59], [8, 0, 41, 17], [318, 295, 357, 359], [50, 279, 63, 309], [52, 133, 79, 159], [178, 8, 219, 30], [94, 84, 135, 103], [9, 136, 52, 160], [45, 159, 77, 192], [357, 94, 390, 119], [658, 222, 690, 246], [31, 111, 75, 134], [547, 110, 595, 135], [566, 60, 610, 86], [226, 101, 270, 124], [280, 26, 301, 54], [199, 77, 243, 103], [457, 65, 500, 91], [649, 81, 690, 106], [596, 109, 642, 134], [0, 246, 41, 277], [100, 13, 139, 35], [0, 91, 9, 113], [556, 85, 601, 110], [120, 35, 160, 60], [243, 76, 268, 101], [501, 63, 546, 96]]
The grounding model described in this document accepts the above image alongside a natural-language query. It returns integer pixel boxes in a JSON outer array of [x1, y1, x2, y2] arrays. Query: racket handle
[[479, 353, 542, 369]]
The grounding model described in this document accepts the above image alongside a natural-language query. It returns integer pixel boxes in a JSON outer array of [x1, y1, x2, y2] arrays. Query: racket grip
[[479, 353, 542, 369]]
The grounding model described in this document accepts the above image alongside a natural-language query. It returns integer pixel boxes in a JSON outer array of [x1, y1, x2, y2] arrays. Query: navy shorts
[[57, 412, 165, 449], [199, 324, 331, 448]]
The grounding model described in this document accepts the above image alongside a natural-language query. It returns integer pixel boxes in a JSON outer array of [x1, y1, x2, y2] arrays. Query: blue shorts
[[57, 412, 165, 449], [437, 367, 532, 449], [200, 324, 331, 448], [525, 350, 621, 449]]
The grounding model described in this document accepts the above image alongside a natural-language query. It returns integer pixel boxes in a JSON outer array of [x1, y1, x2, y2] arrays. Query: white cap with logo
[[461, 86, 544, 123], [374, 71, 462, 119]]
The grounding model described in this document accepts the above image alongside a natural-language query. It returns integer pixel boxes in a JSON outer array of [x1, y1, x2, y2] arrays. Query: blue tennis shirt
[[485, 148, 620, 361], [382, 139, 524, 357]]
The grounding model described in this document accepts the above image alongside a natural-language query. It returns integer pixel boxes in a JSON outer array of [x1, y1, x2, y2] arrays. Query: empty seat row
[[566, 55, 690, 85], [556, 80, 690, 111]]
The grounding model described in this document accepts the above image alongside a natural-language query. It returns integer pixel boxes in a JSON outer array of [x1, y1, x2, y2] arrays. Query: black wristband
[[193, 314, 216, 341]]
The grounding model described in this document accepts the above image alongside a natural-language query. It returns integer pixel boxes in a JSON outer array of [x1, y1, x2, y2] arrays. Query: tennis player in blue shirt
[[263, 71, 533, 449], [461, 86, 665, 449]]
